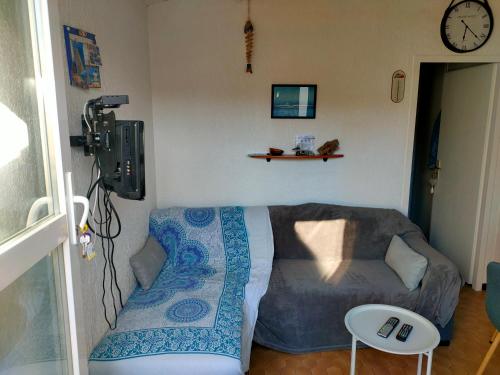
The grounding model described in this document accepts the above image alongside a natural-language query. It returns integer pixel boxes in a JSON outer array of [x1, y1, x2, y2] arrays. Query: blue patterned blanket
[[90, 207, 251, 361]]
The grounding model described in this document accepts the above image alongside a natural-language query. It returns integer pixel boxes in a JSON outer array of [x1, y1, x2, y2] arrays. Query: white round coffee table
[[344, 304, 440, 375]]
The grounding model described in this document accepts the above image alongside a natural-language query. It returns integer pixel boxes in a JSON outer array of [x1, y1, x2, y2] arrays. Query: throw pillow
[[385, 235, 428, 291], [130, 236, 167, 290]]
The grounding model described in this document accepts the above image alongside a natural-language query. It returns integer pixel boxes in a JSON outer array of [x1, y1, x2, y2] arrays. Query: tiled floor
[[249, 287, 500, 374]]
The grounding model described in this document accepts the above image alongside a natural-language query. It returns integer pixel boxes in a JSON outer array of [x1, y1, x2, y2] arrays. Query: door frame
[[403, 55, 500, 290]]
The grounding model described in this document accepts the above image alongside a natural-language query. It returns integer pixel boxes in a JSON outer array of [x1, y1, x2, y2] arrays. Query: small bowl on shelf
[[269, 148, 284, 156]]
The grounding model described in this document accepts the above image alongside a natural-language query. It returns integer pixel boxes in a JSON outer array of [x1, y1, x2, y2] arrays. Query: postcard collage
[[63, 25, 102, 89]]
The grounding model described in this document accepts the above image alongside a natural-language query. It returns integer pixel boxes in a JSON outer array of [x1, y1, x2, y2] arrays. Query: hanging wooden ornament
[[244, 0, 254, 74]]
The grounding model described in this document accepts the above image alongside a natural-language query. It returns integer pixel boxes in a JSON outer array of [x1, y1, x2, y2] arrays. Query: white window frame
[[0, 0, 85, 374]]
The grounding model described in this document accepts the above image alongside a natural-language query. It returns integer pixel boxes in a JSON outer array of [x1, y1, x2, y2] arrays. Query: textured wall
[[57, 0, 156, 354], [148, 0, 500, 211]]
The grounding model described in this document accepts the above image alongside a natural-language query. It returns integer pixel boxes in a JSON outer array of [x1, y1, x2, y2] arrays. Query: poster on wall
[[63, 25, 102, 89], [271, 84, 317, 119]]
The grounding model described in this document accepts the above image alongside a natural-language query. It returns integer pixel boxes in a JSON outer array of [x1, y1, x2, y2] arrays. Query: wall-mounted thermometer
[[391, 70, 406, 103]]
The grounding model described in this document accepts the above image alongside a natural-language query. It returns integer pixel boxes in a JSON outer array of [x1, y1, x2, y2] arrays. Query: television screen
[[95, 111, 145, 200]]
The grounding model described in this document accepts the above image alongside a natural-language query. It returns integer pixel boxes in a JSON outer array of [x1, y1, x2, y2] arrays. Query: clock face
[[441, 0, 494, 53]]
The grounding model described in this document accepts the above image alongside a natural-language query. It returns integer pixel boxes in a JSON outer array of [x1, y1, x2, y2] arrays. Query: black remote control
[[377, 317, 400, 338], [396, 324, 413, 342]]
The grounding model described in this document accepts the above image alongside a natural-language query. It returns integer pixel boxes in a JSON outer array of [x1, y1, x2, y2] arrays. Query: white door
[[429, 64, 497, 283], [0, 0, 82, 374]]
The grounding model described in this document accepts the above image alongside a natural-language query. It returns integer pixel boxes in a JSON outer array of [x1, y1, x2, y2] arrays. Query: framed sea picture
[[271, 84, 317, 119]]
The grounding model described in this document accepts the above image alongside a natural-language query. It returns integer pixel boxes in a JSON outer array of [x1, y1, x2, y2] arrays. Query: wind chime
[[244, 0, 254, 74]]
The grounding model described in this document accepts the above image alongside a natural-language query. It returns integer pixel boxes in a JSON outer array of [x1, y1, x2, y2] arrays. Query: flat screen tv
[[95, 111, 145, 200]]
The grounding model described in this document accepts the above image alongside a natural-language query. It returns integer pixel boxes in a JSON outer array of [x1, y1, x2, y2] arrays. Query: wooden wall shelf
[[248, 154, 344, 162]]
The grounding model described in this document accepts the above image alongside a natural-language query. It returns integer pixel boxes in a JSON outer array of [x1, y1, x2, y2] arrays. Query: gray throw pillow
[[385, 235, 428, 291], [130, 236, 167, 290]]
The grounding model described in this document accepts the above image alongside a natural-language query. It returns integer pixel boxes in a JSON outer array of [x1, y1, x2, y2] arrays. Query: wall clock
[[440, 0, 494, 53]]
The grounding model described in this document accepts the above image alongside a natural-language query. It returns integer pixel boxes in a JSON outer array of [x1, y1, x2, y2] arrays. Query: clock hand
[[461, 20, 480, 39], [462, 22, 468, 41], [467, 26, 480, 39]]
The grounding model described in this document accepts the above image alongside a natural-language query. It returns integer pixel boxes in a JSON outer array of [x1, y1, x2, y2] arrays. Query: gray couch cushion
[[130, 236, 167, 290], [254, 258, 419, 352], [269, 203, 421, 260]]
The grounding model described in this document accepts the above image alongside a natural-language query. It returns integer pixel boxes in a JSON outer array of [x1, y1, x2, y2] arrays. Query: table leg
[[350, 336, 357, 375], [426, 351, 433, 375], [417, 353, 423, 375]]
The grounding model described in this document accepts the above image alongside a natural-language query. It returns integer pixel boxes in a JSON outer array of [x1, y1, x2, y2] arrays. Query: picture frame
[[63, 25, 102, 89], [271, 84, 317, 119]]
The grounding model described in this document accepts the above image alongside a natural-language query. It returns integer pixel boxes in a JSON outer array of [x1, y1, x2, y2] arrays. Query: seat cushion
[[254, 259, 420, 353]]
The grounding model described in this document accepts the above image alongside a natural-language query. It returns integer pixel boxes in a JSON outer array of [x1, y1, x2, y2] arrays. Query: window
[[0, 0, 79, 373]]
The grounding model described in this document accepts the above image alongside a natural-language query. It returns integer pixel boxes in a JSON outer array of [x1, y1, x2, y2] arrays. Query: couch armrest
[[401, 231, 463, 327]]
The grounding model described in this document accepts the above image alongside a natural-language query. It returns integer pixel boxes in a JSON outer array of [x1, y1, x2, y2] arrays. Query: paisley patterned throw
[[90, 207, 250, 361]]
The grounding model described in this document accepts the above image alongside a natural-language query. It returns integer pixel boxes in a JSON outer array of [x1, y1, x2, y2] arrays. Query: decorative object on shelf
[[248, 154, 344, 162], [271, 85, 317, 119], [294, 134, 316, 154], [63, 25, 102, 89], [440, 0, 493, 53], [317, 139, 340, 155], [244, 0, 254, 74], [391, 70, 405, 103], [293, 134, 316, 155], [293, 148, 315, 156], [269, 148, 284, 156]]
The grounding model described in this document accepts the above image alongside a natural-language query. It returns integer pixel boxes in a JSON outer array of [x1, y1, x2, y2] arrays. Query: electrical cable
[[87, 159, 105, 227], [84, 140, 124, 330], [91, 169, 100, 247], [104, 181, 123, 319], [103, 187, 124, 308], [83, 101, 92, 132], [103, 191, 119, 328], [93, 169, 122, 330], [86, 176, 122, 239], [96, 181, 115, 330]]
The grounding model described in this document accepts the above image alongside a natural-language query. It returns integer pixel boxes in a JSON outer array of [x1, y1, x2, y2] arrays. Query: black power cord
[[86, 158, 124, 330], [86, 164, 122, 239]]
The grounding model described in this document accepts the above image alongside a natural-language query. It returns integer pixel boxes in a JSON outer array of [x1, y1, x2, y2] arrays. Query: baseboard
[[463, 282, 487, 290]]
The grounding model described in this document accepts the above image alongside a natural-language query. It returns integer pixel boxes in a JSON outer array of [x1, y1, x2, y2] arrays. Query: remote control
[[396, 324, 413, 342], [377, 317, 400, 338]]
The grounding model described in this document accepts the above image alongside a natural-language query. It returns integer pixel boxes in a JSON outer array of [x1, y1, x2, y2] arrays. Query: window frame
[[0, 0, 84, 373]]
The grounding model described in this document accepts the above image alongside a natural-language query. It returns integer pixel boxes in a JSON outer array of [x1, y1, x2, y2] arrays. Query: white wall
[[57, 0, 155, 354], [148, 0, 500, 210]]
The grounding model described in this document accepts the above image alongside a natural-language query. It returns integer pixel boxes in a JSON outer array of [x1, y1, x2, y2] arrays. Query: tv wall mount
[[70, 95, 145, 201], [70, 95, 129, 155]]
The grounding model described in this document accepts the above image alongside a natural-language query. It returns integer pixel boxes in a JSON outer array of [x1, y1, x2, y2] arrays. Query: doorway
[[409, 62, 500, 287]]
